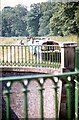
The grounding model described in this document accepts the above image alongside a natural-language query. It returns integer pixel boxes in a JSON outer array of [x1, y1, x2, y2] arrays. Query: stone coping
[[0, 66, 61, 74]]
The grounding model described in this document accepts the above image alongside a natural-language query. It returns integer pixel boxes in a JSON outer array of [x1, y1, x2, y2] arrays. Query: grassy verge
[[0, 37, 27, 44], [50, 35, 79, 43], [0, 35, 79, 44]]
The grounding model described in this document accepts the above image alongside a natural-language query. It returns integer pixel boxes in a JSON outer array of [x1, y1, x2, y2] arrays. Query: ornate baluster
[[22, 80, 29, 120], [39, 78, 44, 120], [3, 81, 12, 120], [53, 77, 59, 120], [75, 75, 79, 120], [65, 76, 72, 120]]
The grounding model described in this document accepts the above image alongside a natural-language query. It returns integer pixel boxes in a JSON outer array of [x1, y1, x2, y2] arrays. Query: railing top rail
[[0, 44, 60, 47], [0, 71, 79, 82]]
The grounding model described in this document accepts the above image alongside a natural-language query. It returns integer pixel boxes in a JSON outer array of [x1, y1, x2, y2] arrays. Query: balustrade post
[[60, 42, 77, 72], [22, 80, 29, 120], [6, 46, 8, 66], [37, 46, 42, 65], [2, 46, 4, 66], [6, 91, 10, 120], [14, 46, 16, 66], [65, 77, 72, 120], [25, 46, 27, 65], [3, 81, 12, 120], [17, 46, 20, 66], [54, 77, 59, 120], [75, 78, 79, 120], [60, 42, 77, 119], [10, 46, 12, 66], [39, 78, 44, 120]]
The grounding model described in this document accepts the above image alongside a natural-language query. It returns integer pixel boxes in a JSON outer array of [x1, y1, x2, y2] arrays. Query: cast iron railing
[[0, 71, 79, 120], [0, 45, 61, 68]]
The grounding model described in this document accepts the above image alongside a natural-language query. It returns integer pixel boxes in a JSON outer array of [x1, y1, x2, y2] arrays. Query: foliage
[[27, 3, 41, 36], [38, 2, 55, 36], [2, 5, 29, 36], [75, 5, 79, 36], [50, 2, 79, 36], [1, 1, 79, 37]]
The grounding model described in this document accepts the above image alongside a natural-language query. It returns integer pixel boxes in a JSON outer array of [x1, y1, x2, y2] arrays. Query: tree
[[75, 4, 79, 36], [50, 2, 79, 36], [27, 3, 41, 36], [1, 1, 79, 37], [38, 2, 55, 36], [2, 5, 29, 36]]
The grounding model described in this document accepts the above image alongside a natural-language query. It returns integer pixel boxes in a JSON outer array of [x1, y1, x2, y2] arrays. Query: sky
[[1, 0, 47, 10]]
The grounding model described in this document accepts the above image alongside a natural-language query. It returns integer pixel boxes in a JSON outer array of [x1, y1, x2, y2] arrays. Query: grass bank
[[0, 37, 27, 44]]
